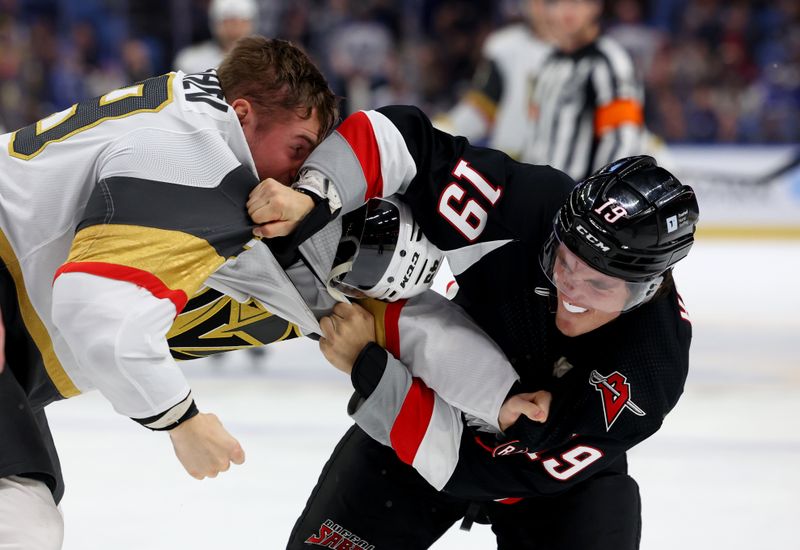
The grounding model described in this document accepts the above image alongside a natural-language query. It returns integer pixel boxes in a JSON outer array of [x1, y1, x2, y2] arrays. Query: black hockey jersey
[[300, 105, 692, 497]]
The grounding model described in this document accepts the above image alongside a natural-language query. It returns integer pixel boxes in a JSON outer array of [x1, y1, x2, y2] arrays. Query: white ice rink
[[47, 239, 800, 549]]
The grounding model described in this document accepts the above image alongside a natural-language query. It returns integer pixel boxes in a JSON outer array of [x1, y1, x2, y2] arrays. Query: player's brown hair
[[218, 36, 338, 142]]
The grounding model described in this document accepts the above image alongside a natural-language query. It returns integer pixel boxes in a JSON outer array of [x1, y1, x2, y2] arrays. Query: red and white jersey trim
[[337, 110, 417, 201]]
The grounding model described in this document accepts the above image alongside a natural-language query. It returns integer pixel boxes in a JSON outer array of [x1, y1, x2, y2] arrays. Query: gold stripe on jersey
[[9, 73, 175, 161], [66, 224, 224, 301], [168, 287, 231, 337], [0, 229, 81, 397], [464, 90, 498, 123], [356, 298, 389, 348], [167, 287, 301, 359]]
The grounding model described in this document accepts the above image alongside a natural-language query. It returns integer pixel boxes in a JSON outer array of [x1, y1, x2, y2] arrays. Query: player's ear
[[230, 98, 252, 126]]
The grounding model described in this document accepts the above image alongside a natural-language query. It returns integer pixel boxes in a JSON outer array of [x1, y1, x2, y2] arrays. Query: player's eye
[[588, 280, 613, 292], [556, 255, 573, 274]]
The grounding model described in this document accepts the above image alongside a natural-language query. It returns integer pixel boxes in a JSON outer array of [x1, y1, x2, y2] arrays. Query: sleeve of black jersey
[[438, 366, 664, 499], [374, 105, 576, 252], [439, 290, 691, 499], [300, 105, 575, 251]]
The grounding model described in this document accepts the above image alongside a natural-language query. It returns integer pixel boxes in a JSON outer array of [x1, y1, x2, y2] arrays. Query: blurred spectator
[[173, 0, 257, 74], [0, 0, 797, 144], [121, 38, 156, 83], [415, 0, 496, 113], [321, 1, 398, 115], [370, 49, 422, 109], [684, 83, 720, 142], [606, 0, 664, 78], [0, 14, 25, 131]]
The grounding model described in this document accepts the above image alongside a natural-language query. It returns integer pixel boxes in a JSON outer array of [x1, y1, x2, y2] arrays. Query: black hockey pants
[[0, 266, 64, 503], [287, 424, 641, 549]]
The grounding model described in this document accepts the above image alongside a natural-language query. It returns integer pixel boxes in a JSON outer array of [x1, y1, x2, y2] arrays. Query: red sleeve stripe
[[54, 261, 188, 314], [495, 497, 524, 505], [383, 299, 406, 357], [336, 111, 384, 200], [676, 292, 691, 323], [389, 378, 435, 465]]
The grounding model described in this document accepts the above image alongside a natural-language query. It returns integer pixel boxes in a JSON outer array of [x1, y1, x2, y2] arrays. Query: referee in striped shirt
[[521, 0, 645, 181]]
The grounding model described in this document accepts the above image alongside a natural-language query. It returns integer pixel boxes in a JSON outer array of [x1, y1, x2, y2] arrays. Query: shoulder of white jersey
[[482, 23, 549, 59], [595, 36, 637, 79]]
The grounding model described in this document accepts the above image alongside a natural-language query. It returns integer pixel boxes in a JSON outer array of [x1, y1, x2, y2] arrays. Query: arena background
[[1, 0, 798, 548]]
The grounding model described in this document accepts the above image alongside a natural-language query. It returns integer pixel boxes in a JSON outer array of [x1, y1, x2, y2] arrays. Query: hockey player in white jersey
[[434, 0, 552, 158], [0, 36, 338, 549]]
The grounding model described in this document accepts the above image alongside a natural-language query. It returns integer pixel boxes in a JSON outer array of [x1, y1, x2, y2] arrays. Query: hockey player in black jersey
[[252, 106, 698, 549]]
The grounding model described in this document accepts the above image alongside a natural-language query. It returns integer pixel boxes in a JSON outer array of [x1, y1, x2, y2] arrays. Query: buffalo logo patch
[[589, 370, 646, 430]]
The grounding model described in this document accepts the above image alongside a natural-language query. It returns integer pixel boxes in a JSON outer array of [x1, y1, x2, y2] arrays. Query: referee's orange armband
[[594, 99, 644, 136]]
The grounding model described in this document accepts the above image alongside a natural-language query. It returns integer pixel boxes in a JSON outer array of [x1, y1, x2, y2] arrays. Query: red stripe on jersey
[[383, 299, 406, 357], [473, 435, 495, 453], [676, 292, 691, 323], [390, 378, 435, 465], [496, 497, 524, 505], [336, 111, 384, 199], [54, 261, 188, 314]]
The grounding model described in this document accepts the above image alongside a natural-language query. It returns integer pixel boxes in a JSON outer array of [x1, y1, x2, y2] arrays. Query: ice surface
[[48, 239, 800, 549]]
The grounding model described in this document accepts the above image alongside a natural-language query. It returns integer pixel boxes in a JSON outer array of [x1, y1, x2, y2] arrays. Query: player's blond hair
[[218, 36, 338, 142]]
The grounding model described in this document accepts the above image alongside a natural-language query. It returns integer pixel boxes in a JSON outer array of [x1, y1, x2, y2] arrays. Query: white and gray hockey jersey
[[0, 70, 519, 437], [0, 70, 262, 426]]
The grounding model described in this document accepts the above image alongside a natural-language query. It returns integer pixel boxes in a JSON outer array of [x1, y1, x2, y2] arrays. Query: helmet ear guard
[[327, 196, 444, 302]]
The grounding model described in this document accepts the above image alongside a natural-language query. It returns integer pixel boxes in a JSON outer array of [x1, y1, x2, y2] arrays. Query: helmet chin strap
[[535, 286, 558, 313], [325, 261, 354, 303]]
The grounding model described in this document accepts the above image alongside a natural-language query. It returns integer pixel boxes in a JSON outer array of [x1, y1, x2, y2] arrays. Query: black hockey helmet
[[540, 155, 699, 311]]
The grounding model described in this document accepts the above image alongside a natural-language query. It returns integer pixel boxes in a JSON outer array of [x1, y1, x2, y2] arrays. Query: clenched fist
[[247, 178, 315, 238], [498, 390, 552, 432], [319, 303, 377, 375], [168, 412, 245, 480]]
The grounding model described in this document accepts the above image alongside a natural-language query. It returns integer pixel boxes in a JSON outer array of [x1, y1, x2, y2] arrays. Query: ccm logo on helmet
[[576, 224, 610, 252], [400, 252, 421, 289], [400, 252, 441, 289]]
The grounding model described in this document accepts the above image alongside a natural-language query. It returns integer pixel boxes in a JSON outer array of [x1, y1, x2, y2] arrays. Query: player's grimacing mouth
[[557, 290, 590, 314], [562, 300, 589, 314]]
